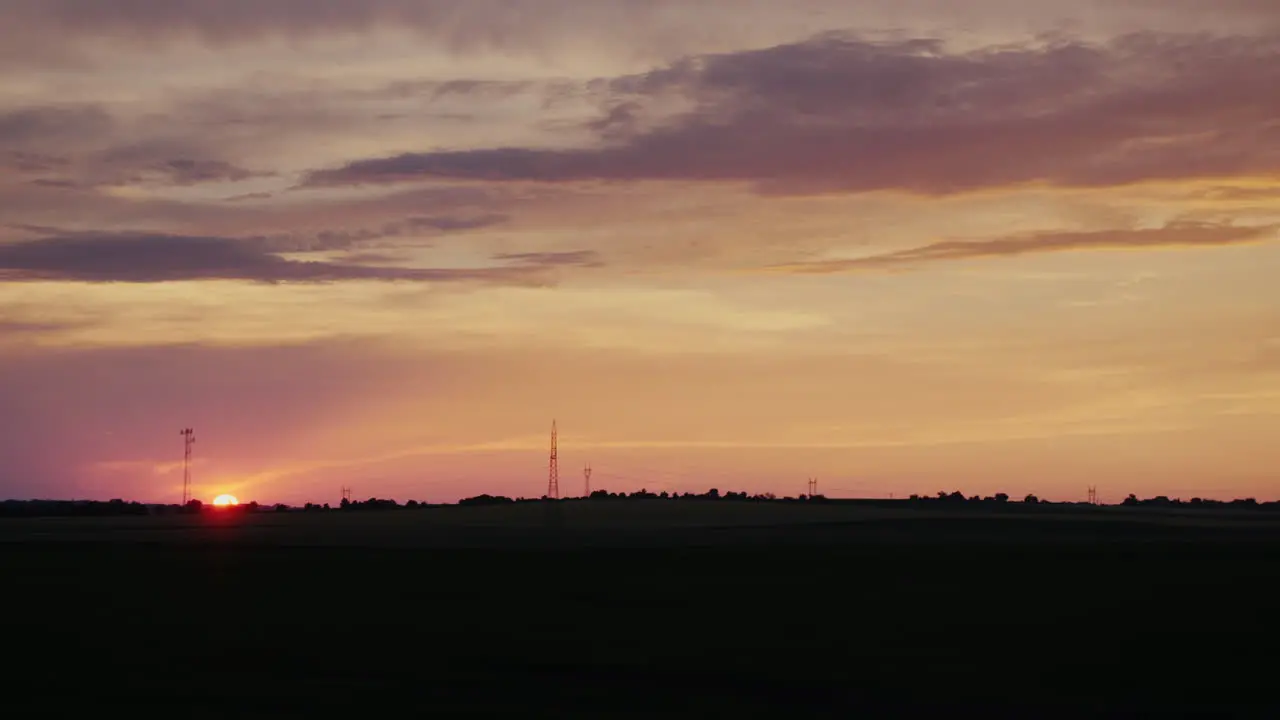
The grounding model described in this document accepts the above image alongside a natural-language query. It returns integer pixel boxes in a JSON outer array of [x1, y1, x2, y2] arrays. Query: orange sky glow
[[1, 0, 1278, 505]]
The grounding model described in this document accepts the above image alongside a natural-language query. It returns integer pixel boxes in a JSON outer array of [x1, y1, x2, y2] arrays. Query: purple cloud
[[0, 233, 552, 284], [301, 31, 1280, 196]]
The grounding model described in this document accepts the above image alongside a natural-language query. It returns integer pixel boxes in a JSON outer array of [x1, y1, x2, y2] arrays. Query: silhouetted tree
[[459, 494, 515, 507]]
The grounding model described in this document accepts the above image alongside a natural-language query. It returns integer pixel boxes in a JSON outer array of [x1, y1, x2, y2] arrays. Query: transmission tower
[[341, 486, 352, 502], [547, 419, 559, 499], [807, 477, 818, 497], [179, 427, 195, 505], [584, 463, 592, 497], [1087, 485, 1098, 505]]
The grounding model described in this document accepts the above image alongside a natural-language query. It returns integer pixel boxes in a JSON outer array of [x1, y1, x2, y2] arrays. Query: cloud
[[0, 233, 555, 284], [224, 192, 274, 203], [492, 250, 603, 267], [0, 105, 113, 145], [770, 222, 1279, 273], [133, 158, 266, 186], [0, 106, 277, 189], [400, 213, 510, 233], [5, 151, 70, 173], [301, 31, 1280, 196], [253, 213, 510, 253], [0, 319, 86, 335]]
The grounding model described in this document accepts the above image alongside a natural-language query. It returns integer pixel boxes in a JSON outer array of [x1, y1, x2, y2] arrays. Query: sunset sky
[[2, 0, 1279, 505]]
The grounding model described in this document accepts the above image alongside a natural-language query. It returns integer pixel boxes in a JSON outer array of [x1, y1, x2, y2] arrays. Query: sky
[[2, 0, 1279, 505]]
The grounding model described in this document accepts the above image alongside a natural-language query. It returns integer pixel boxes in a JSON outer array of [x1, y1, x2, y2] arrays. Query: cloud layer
[[303, 32, 1280, 196], [0, 233, 581, 284]]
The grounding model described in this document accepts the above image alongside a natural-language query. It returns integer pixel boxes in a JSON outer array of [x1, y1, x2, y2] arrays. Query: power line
[[179, 427, 195, 505], [547, 419, 559, 499]]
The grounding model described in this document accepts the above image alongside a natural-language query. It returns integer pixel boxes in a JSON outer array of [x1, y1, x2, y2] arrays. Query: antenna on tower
[[547, 420, 559, 499], [179, 427, 195, 505], [584, 463, 592, 497]]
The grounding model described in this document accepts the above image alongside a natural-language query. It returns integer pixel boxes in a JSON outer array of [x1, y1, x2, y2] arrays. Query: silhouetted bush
[[458, 494, 515, 507]]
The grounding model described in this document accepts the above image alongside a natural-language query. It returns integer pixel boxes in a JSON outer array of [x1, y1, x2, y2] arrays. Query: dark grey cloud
[[146, 158, 263, 185], [301, 31, 1280, 195], [1, 107, 273, 189], [400, 213, 510, 233], [0, 104, 113, 145], [492, 250, 603, 268], [772, 222, 1279, 273], [5, 151, 70, 173], [27, 179, 79, 190], [251, 213, 510, 253], [0, 233, 550, 284], [224, 192, 274, 202]]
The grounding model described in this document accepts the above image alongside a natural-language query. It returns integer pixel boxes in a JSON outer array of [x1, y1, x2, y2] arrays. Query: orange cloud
[[768, 222, 1278, 273]]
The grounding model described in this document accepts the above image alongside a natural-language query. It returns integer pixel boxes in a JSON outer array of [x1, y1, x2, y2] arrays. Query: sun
[[212, 494, 239, 507]]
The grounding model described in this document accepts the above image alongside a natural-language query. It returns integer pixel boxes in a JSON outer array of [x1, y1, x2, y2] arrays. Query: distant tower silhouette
[[584, 463, 592, 497], [547, 420, 559, 499], [179, 427, 195, 505], [1088, 485, 1098, 505], [341, 486, 352, 502], [807, 477, 818, 497]]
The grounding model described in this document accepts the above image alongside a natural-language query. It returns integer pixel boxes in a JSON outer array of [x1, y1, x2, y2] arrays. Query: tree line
[[2, 490, 1275, 517]]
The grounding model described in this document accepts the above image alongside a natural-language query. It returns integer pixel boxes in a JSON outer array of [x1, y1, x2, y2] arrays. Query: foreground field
[[4, 499, 1280, 547], [5, 503, 1278, 716]]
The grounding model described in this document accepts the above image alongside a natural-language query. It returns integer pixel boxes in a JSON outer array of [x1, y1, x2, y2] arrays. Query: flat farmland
[[3, 499, 1278, 548], [4, 502, 1278, 716]]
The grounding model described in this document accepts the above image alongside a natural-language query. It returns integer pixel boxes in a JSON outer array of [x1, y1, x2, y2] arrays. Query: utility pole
[[584, 463, 592, 497], [179, 427, 195, 505], [547, 420, 559, 499]]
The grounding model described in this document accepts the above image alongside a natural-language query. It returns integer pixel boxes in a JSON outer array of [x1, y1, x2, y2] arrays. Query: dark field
[[6, 502, 1279, 717]]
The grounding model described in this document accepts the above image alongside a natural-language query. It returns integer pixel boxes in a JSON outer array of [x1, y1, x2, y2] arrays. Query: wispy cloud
[[492, 250, 603, 268], [769, 222, 1279, 273], [0, 233, 556, 284]]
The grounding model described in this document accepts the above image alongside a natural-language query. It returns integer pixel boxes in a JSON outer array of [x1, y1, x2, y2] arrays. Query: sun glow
[[212, 494, 240, 507]]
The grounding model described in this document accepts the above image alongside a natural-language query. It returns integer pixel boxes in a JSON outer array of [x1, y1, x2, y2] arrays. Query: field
[[5, 501, 1279, 716]]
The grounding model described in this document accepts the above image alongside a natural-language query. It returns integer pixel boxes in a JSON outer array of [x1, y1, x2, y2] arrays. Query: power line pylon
[[341, 486, 352, 502], [584, 463, 592, 497], [547, 419, 559, 499], [1087, 485, 1098, 505], [179, 427, 195, 505], [807, 477, 817, 497]]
